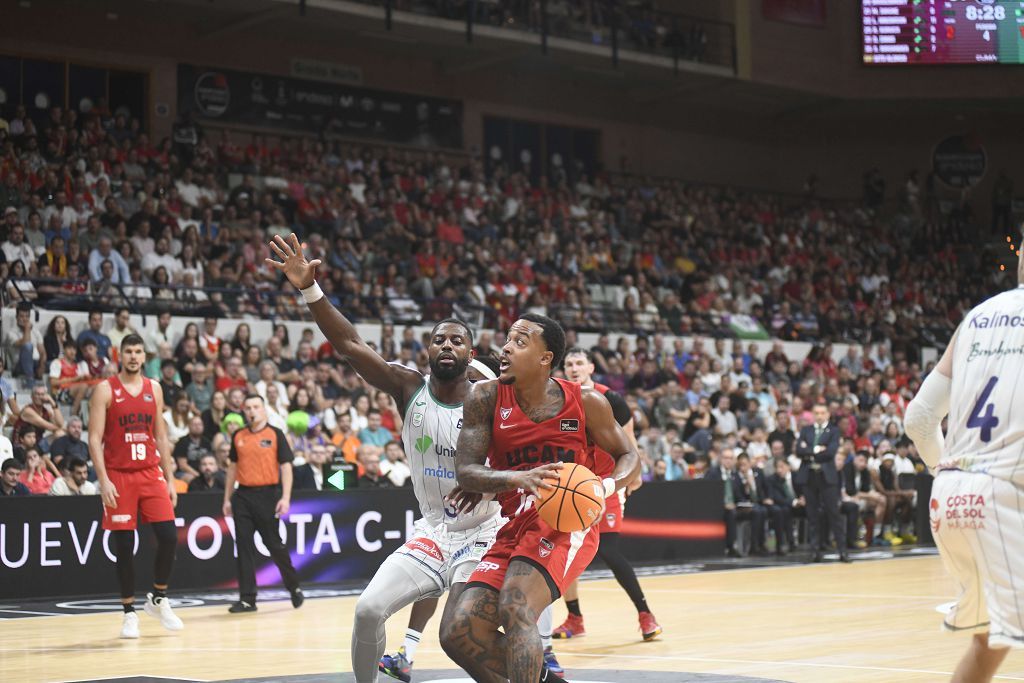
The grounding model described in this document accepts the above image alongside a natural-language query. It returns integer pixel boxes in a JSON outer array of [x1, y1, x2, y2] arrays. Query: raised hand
[[265, 233, 322, 291]]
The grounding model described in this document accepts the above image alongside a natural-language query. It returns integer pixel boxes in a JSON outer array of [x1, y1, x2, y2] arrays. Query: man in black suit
[[294, 444, 330, 491], [795, 402, 851, 563], [707, 447, 742, 557], [766, 458, 801, 552], [734, 452, 770, 555]]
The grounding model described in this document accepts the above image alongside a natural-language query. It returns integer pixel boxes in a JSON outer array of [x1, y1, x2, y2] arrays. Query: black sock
[[122, 603, 135, 614], [152, 587, 167, 601], [565, 599, 582, 617], [635, 598, 650, 614], [598, 533, 650, 614], [540, 668, 567, 683]]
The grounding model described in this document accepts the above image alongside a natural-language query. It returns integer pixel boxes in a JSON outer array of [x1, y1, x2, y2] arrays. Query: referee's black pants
[[804, 470, 845, 551], [233, 485, 300, 603]]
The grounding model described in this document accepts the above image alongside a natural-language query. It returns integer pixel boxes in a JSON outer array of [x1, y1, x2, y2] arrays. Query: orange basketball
[[536, 463, 605, 532]]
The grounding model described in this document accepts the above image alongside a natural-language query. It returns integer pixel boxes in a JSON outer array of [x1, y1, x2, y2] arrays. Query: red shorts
[[467, 512, 598, 598], [599, 491, 624, 534], [102, 467, 175, 531]]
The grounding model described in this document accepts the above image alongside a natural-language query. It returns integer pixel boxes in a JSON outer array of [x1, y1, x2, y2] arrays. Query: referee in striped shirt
[[223, 394, 304, 613]]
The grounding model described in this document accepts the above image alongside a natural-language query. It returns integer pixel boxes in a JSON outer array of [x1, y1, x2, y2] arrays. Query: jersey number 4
[[131, 443, 148, 461], [967, 376, 1000, 443]]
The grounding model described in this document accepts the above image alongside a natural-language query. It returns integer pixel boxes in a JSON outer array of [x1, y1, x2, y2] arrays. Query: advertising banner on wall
[[177, 64, 463, 149], [1, 483, 724, 600]]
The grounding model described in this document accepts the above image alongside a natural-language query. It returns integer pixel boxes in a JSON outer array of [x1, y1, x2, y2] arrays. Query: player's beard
[[122, 362, 142, 378], [429, 354, 469, 381]]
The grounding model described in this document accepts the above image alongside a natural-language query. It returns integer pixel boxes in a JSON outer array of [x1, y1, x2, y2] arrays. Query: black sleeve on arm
[[604, 390, 632, 427], [228, 433, 238, 463], [275, 427, 294, 464]]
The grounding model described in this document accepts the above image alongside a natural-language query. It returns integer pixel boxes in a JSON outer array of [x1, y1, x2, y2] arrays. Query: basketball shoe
[[120, 611, 140, 639], [144, 592, 184, 631], [639, 611, 663, 641], [543, 646, 564, 675], [379, 646, 412, 682], [552, 613, 585, 639]]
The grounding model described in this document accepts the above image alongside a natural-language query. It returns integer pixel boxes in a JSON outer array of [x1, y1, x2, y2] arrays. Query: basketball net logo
[[500, 407, 512, 420]]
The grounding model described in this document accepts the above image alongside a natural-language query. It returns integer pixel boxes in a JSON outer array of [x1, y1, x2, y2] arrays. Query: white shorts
[[933, 470, 1024, 648], [392, 514, 504, 597]]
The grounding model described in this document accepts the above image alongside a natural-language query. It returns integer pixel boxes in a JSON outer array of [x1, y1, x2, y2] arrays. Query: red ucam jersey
[[588, 383, 617, 478], [104, 375, 162, 472], [490, 377, 593, 518]]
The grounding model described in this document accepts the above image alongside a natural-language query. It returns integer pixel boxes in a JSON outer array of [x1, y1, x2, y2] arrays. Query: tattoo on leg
[[500, 585, 543, 683], [441, 589, 507, 683]]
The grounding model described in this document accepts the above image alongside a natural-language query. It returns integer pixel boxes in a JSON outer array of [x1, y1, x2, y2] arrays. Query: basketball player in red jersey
[[442, 315, 640, 683], [89, 334, 182, 640], [556, 347, 662, 641]]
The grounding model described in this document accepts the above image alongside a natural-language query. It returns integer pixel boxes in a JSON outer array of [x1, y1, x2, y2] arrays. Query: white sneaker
[[120, 611, 140, 639], [144, 592, 184, 631]]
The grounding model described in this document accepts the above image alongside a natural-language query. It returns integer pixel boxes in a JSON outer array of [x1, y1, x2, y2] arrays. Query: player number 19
[[131, 443, 147, 461]]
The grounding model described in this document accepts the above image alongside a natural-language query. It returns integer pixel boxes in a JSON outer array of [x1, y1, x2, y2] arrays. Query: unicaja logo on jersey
[[423, 466, 456, 479]]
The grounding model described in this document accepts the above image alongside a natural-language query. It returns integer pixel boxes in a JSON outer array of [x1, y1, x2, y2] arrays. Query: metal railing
[[2, 276, 955, 346], [352, 0, 736, 72]]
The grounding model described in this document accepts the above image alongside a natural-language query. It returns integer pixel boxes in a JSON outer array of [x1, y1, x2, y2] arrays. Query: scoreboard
[[863, 0, 1024, 64]]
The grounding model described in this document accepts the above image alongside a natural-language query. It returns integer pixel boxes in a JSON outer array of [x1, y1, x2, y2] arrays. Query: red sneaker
[[639, 611, 662, 641], [552, 613, 586, 639]]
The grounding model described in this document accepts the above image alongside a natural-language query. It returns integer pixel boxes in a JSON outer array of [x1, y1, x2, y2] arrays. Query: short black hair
[[368, 408, 382, 417], [736, 452, 750, 463], [563, 347, 593, 364], [2, 458, 22, 473], [519, 313, 566, 369], [68, 457, 87, 471], [115, 307, 130, 317], [121, 333, 145, 350], [431, 317, 474, 346], [474, 354, 501, 376], [244, 393, 265, 404]]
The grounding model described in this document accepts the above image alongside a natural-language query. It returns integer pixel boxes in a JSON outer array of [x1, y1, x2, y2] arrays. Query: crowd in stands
[[0, 101, 1002, 554], [0, 104, 992, 363]]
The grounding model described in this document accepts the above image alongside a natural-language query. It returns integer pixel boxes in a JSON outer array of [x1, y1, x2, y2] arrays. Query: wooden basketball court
[[4, 555, 1024, 682]]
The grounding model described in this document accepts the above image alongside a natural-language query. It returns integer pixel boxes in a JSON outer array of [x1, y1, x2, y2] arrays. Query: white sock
[[403, 628, 422, 662], [537, 604, 553, 650]]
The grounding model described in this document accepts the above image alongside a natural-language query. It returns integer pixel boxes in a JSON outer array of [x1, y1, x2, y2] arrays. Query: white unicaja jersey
[[946, 285, 1024, 485], [402, 376, 501, 532]]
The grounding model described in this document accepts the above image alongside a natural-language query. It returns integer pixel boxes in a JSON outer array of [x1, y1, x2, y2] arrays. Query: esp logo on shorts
[[560, 419, 579, 432], [476, 561, 501, 572]]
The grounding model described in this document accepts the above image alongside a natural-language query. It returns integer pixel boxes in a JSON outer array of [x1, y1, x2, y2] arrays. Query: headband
[[469, 358, 497, 380]]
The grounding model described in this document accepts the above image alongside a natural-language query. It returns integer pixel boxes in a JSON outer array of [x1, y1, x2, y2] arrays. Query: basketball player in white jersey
[[267, 235, 565, 683], [905, 247, 1024, 683]]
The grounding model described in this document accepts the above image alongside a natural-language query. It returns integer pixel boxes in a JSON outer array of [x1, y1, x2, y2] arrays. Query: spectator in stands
[[356, 445, 393, 488], [187, 453, 225, 492], [165, 395, 195, 445], [107, 308, 137, 351], [186, 362, 214, 412], [294, 444, 329, 491], [48, 340, 89, 415], [146, 311, 173, 355], [1, 458, 29, 497], [13, 384, 64, 446], [49, 415, 88, 469], [159, 359, 184, 407], [381, 440, 411, 487], [2, 223, 36, 271], [173, 416, 213, 482], [88, 237, 131, 284], [50, 456, 96, 496], [216, 356, 249, 394], [76, 310, 112, 361], [18, 447, 55, 495], [4, 303, 46, 381], [357, 409, 392, 448], [230, 323, 253, 355], [873, 451, 916, 545], [43, 315, 73, 362], [329, 409, 361, 463]]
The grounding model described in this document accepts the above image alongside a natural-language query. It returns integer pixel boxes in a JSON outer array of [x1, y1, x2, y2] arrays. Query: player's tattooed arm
[[582, 387, 641, 491], [455, 380, 512, 493]]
